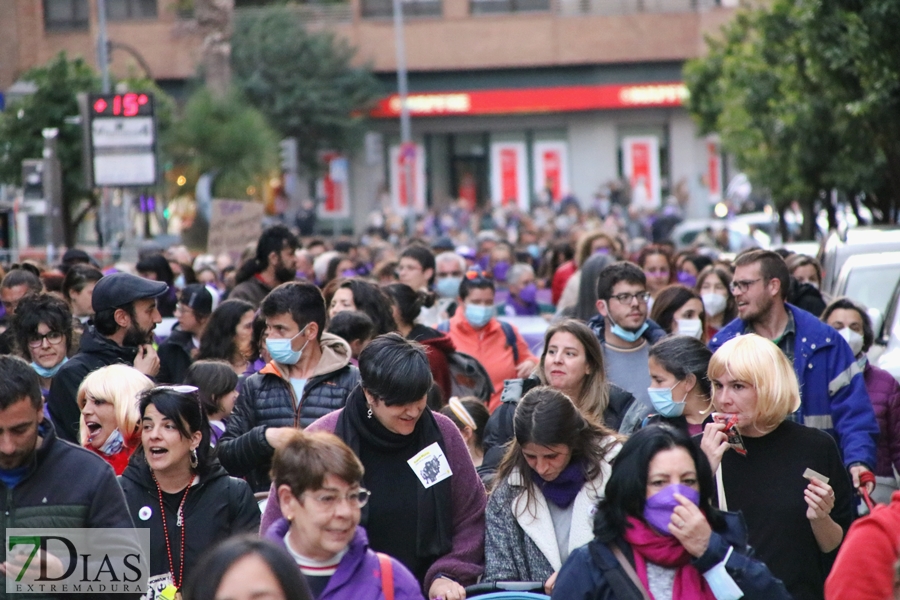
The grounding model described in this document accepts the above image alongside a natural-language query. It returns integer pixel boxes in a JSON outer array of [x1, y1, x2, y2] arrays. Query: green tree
[[167, 87, 279, 198], [685, 0, 899, 233], [0, 53, 99, 245], [231, 6, 381, 172]]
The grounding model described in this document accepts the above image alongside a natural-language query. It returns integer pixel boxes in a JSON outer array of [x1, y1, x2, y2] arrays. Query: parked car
[[832, 252, 900, 338], [670, 216, 771, 252], [821, 227, 900, 293], [876, 279, 900, 382]]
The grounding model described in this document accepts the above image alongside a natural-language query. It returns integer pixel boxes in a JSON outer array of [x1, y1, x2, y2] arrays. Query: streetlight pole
[[391, 0, 416, 236], [97, 0, 111, 93]]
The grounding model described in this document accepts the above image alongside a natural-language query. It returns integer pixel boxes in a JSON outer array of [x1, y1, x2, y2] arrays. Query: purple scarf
[[531, 460, 586, 508]]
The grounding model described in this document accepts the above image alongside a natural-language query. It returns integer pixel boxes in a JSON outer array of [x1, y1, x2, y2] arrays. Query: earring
[[367, 405, 373, 419], [190, 448, 198, 469]]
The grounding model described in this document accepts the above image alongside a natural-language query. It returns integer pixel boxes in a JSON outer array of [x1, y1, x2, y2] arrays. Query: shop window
[[360, 0, 442, 18], [43, 0, 89, 31], [471, 0, 549, 14], [106, 0, 158, 20]]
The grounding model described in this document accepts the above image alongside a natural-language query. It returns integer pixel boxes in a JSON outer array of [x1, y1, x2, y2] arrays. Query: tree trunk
[[801, 198, 816, 240], [196, 0, 234, 98]]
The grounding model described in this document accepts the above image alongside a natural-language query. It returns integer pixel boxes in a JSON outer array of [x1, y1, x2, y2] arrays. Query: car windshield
[[843, 265, 900, 317]]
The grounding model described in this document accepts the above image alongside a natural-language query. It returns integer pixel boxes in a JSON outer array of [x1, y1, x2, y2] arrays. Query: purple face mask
[[644, 483, 701, 536], [518, 283, 538, 304], [594, 247, 611, 256], [341, 269, 358, 278], [492, 261, 510, 282], [677, 271, 698, 288]]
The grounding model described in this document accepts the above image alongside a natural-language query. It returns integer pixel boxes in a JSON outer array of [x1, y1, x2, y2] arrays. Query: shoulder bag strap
[[376, 553, 394, 600], [609, 544, 652, 600], [716, 464, 728, 511]]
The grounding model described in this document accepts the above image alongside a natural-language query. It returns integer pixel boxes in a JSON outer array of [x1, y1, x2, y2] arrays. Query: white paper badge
[[139, 506, 153, 521], [408, 442, 453, 489], [143, 572, 174, 600]]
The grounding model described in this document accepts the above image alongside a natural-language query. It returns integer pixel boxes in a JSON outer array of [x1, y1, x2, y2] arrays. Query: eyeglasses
[[729, 279, 762, 293], [610, 291, 651, 305], [303, 488, 371, 510], [27, 331, 65, 348], [437, 271, 464, 279]]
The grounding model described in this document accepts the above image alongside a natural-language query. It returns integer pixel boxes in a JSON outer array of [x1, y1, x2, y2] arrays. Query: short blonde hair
[[77, 365, 153, 446], [707, 334, 801, 432]]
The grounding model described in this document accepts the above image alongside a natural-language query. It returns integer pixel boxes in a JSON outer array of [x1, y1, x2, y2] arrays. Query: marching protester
[[78, 364, 153, 474], [218, 282, 360, 492], [48, 272, 167, 443], [158, 283, 217, 384], [552, 425, 791, 599], [13, 293, 74, 403], [260, 334, 486, 600], [120, 385, 260, 598], [197, 299, 256, 376]]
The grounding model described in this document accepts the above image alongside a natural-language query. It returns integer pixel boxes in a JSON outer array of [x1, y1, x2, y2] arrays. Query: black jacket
[[156, 327, 195, 384], [552, 512, 791, 600], [47, 326, 139, 443], [217, 333, 361, 491], [119, 458, 259, 587], [0, 420, 138, 600], [481, 376, 635, 472]]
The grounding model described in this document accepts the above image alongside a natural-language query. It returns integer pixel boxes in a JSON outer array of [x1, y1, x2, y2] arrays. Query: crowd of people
[[0, 203, 898, 600]]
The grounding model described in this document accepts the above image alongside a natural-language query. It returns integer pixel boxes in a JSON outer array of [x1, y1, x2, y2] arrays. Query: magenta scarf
[[623, 516, 716, 600]]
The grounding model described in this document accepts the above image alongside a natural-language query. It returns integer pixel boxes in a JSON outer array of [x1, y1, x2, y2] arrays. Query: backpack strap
[[498, 321, 520, 364], [376, 553, 394, 600]]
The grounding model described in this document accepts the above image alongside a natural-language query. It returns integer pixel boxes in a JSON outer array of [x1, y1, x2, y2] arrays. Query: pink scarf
[[623, 516, 716, 600]]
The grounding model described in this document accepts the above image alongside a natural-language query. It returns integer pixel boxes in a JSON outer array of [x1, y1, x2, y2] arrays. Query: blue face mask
[[465, 304, 494, 328], [265, 326, 310, 365], [97, 428, 125, 456], [648, 382, 686, 418], [31, 357, 67, 379], [527, 244, 541, 260], [436, 276, 462, 299], [607, 313, 648, 343]]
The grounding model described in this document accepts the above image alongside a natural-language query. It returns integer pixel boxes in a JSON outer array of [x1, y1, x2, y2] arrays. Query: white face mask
[[701, 293, 727, 317], [837, 327, 864, 357], [676, 318, 703, 339]]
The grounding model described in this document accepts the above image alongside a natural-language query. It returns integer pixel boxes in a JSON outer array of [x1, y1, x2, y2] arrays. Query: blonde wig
[[77, 364, 153, 446], [707, 334, 801, 433]]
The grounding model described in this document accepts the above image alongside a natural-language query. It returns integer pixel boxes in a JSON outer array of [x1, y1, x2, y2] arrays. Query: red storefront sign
[[370, 82, 687, 118], [622, 136, 660, 209], [707, 141, 722, 202], [500, 148, 518, 205], [319, 153, 349, 218]]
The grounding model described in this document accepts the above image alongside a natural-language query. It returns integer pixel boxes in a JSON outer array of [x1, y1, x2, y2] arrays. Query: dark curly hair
[[13, 293, 74, 358]]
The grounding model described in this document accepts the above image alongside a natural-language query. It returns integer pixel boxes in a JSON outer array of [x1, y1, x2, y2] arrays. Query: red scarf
[[623, 516, 716, 600], [85, 442, 136, 476]]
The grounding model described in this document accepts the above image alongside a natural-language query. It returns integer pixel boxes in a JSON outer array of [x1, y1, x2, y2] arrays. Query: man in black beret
[[47, 272, 167, 443]]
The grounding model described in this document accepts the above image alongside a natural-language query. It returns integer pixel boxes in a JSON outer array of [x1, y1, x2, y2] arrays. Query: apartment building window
[[361, 0, 442, 18], [470, 0, 549, 14], [106, 0, 158, 20], [43, 0, 89, 31]]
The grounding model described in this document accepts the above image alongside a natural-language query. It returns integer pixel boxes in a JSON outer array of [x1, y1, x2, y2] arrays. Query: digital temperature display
[[90, 92, 153, 117]]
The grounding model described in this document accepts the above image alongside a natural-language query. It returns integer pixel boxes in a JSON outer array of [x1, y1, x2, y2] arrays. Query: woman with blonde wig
[[700, 334, 853, 600], [78, 364, 153, 474]]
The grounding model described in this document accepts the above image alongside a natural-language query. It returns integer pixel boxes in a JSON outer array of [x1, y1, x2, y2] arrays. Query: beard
[[122, 321, 154, 347], [274, 256, 296, 284]]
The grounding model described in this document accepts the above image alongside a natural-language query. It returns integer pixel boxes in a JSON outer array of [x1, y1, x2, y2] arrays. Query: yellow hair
[[77, 364, 153, 446], [707, 334, 801, 432]]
